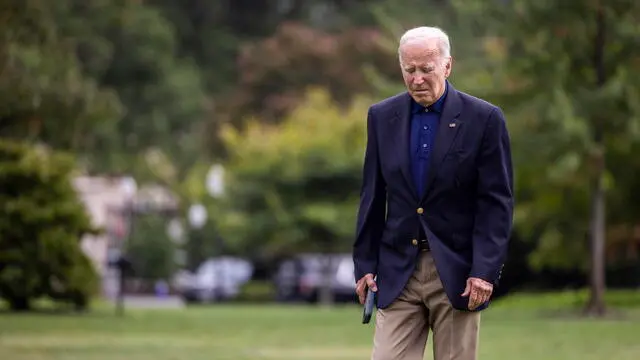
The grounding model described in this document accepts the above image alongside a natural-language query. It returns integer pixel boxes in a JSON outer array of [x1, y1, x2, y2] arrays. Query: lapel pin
[[449, 123, 456, 128]]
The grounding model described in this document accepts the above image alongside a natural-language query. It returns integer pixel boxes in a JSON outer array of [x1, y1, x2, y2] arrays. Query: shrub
[[0, 140, 99, 311]]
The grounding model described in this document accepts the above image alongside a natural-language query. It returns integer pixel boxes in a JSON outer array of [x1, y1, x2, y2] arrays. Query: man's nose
[[413, 76, 425, 85]]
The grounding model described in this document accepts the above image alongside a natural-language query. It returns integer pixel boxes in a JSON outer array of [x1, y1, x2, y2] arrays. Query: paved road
[[110, 295, 185, 309]]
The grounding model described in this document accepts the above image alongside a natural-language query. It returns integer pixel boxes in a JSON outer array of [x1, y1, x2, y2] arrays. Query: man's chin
[[411, 92, 433, 105]]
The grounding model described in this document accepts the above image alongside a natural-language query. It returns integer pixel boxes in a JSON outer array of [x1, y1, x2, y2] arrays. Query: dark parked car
[[273, 253, 357, 303]]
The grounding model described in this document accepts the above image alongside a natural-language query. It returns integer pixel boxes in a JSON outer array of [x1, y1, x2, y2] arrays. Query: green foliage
[[0, 0, 122, 154], [482, 0, 640, 272], [0, 140, 99, 311], [217, 88, 370, 259], [1, 0, 211, 179], [53, 0, 209, 176], [220, 22, 397, 126], [1, 0, 405, 229], [124, 214, 177, 281]]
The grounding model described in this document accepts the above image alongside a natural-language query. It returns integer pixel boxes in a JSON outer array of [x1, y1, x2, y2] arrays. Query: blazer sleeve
[[469, 106, 514, 284], [353, 107, 387, 282]]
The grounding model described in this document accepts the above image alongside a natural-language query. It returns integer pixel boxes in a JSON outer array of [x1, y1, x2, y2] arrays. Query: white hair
[[398, 26, 451, 63]]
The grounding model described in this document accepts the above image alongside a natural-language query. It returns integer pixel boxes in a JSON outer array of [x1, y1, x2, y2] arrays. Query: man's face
[[399, 39, 452, 107]]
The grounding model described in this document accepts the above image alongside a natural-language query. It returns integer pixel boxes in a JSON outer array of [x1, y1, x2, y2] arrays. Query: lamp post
[[188, 203, 208, 230], [206, 164, 225, 199], [114, 176, 137, 317], [205, 165, 225, 259], [166, 218, 186, 267], [182, 165, 225, 301], [205, 164, 225, 258], [207, 165, 225, 301]]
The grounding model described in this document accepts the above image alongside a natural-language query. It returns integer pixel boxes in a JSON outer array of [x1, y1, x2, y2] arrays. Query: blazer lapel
[[392, 92, 419, 200], [422, 86, 462, 198]]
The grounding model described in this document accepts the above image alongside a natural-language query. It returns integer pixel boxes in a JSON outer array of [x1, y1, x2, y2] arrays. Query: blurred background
[[1, 0, 639, 359]]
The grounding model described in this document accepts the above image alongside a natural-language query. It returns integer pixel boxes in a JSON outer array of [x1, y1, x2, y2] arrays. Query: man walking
[[353, 26, 514, 360]]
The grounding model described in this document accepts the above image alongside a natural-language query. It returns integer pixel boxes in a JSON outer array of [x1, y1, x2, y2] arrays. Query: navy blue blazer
[[353, 83, 514, 311]]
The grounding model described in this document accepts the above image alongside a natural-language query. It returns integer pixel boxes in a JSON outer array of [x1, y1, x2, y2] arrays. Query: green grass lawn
[[1, 291, 640, 360]]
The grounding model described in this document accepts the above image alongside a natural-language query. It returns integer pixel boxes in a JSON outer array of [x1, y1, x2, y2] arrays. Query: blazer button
[[416, 207, 424, 214], [412, 239, 418, 246]]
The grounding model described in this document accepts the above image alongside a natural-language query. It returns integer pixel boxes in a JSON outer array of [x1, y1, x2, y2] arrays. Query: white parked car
[[178, 256, 254, 303]]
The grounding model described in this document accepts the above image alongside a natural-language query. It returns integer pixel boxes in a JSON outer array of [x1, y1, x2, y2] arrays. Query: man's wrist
[[469, 268, 498, 284], [468, 276, 492, 287], [355, 265, 377, 282]]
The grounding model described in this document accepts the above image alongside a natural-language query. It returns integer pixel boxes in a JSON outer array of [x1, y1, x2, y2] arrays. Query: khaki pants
[[371, 251, 480, 360]]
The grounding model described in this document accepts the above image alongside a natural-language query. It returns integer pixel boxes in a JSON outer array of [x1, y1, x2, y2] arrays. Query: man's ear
[[445, 56, 454, 77]]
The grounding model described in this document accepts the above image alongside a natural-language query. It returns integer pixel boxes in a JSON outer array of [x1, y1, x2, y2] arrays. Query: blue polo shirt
[[410, 83, 448, 197]]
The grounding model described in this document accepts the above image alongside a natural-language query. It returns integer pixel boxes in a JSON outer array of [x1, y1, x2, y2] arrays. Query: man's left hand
[[461, 277, 493, 310]]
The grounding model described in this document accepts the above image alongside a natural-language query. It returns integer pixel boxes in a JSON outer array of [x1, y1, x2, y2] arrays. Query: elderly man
[[353, 26, 514, 360]]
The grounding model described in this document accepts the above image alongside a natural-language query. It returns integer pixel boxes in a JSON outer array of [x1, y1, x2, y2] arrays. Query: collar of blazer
[[390, 81, 464, 201]]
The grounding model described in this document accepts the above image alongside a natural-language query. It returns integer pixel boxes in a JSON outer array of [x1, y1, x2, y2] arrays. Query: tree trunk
[[585, 156, 606, 316], [584, 1, 607, 317], [318, 254, 335, 308]]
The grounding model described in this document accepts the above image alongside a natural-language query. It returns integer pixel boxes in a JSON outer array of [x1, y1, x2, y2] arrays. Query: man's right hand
[[355, 273, 377, 304]]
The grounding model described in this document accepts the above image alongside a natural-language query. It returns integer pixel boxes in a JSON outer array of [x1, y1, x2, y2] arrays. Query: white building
[[72, 175, 180, 297]]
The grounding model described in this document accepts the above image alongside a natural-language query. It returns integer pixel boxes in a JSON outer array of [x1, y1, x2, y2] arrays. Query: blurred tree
[[2, 0, 398, 180], [218, 22, 398, 128], [53, 0, 209, 177], [148, 0, 386, 95], [366, 0, 494, 96], [0, 140, 99, 311], [0, 0, 213, 180], [0, 0, 122, 160], [148, 0, 390, 157], [140, 153, 230, 271], [182, 222, 226, 272], [124, 214, 177, 281], [454, 0, 640, 315], [217, 88, 370, 305]]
